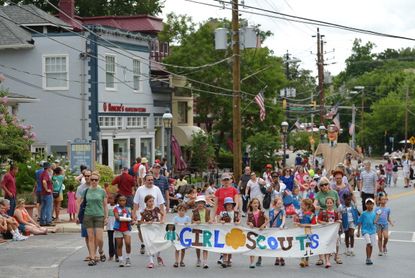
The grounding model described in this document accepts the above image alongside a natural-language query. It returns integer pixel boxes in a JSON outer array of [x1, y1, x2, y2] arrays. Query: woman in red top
[[212, 173, 239, 218]]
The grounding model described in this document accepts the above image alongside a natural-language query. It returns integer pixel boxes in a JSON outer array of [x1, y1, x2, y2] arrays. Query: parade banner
[[141, 223, 340, 258]]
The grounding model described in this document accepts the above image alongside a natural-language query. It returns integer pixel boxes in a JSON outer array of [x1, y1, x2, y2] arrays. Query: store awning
[[173, 125, 204, 146]]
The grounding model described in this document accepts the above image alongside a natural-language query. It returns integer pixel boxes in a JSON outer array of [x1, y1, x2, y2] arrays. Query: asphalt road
[[1, 180, 415, 278]]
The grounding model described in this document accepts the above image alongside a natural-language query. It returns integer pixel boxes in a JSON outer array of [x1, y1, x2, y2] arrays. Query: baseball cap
[[43, 162, 51, 168], [266, 164, 272, 168], [195, 195, 206, 203], [122, 167, 129, 171], [365, 198, 375, 204], [152, 163, 161, 168], [221, 173, 231, 180]]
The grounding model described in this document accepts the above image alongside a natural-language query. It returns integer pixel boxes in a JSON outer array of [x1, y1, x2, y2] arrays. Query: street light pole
[[281, 121, 289, 167], [162, 110, 173, 172]]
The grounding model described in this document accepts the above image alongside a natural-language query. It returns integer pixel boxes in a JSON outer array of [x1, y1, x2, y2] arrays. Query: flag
[[349, 122, 355, 136], [333, 113, 340, 130], [254, 90, 266, 121], [294, 119, 302, 129], [324, 104, 339, 119]]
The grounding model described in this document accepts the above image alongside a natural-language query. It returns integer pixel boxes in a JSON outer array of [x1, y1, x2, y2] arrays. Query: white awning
[[173, 125, 204, 146]]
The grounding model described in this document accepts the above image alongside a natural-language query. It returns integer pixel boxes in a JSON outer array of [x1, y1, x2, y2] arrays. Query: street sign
[[288, 107, 305, 111], [68, 139, 96, 174]]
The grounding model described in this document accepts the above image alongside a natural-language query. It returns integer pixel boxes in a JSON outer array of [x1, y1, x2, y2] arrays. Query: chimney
[[58, 0, 75, 21]]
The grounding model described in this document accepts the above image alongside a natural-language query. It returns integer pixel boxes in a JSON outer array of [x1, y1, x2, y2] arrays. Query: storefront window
[[113, 139, 128, 173], [140, 138, 152, 164]]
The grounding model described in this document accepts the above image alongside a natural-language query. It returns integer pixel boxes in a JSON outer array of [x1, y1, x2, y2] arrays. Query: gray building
[[0, 4, 168, 172]]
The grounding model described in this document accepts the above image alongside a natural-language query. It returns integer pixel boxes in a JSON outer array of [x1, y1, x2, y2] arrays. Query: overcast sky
[[162, 0, 415, 76]]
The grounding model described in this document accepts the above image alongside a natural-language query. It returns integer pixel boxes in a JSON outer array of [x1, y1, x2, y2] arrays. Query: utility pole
[[316, 28, 325, 125], [361, 89, 365, 150], [405, 86, 409, 152], [351, 104, 356, 149], [231, 0, 242, 181], [284, 50, 290, 120]]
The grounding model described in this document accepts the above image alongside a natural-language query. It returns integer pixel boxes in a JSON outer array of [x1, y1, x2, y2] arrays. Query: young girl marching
[[107, 194, 117, 262], [113, 195, 132, 267], [375, 195, 394, 256], [317, 197, 342, 268], [141, 194, 165, 269], [173, 204, 191, 267], [247, 197, 269, 268], [217, 197, 241, 268], [269, 197, 286, 266], [339, 193, 359, 256], [294, 198, 317, 268], [191, 195, 212, 269]]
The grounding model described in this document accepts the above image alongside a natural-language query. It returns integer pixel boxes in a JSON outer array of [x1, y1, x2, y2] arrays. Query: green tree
[[189, 131, 216, 174], [288, 132, 320, 152], [246, 131, 280, 171], [1, 0, 164, 16], [163, 16, 286, 148], [158, 13, 196, 45], [0, 91, 34, 164]]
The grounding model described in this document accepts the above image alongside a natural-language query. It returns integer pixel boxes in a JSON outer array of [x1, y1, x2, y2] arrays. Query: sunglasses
[[222, 178, 230, 181], [84, 175, 91, 177], [147, 179, 154, 182], [272, 175, 278, 178], [320, 183, 329, 187], [90, 178, 99, 182]]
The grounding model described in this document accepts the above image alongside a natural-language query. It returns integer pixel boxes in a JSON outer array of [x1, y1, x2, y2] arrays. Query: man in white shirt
[[132, 174, 165, 255], [136, 157, 148, 186]]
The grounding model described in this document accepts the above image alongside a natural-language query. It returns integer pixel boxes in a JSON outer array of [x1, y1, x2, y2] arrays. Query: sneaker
[[366, 259, 373, 265], [221, 262, 227, 268], [383, 247, 388, 255], [242, 212, 246, 217], [256, 259, 262, 267], [119, 259, 124, 267], [345, 251, 351, 256], [217, 255, 223, 265], [203, 264, 209, 269], [125, 258, 131, 267], [140, 244, 145, 255], [249, 263, 255, 269], [196, 259, 201, 267], [350, 251, 355, 256], [378, 252, 383, 256], [115, 257, 119, 262]]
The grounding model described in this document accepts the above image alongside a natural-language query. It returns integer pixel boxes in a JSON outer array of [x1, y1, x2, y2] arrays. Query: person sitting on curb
[[0, 198, 27, 241], [14, 199, 48, 235]]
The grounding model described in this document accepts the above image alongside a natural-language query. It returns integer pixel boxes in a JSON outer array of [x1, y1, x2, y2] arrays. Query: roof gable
[[0, 9, 33, 49]]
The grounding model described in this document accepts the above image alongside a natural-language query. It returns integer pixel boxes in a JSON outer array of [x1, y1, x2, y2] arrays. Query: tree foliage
[[162, 16, 286, 149], [0, 91, 34, 164], [189, 131, 216, 174], [288, 132, 320, 152], [246, 131, 280, 171], [1, 0, 164, 16]]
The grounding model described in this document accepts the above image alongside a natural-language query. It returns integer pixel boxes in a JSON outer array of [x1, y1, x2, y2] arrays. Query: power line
[[194, 0, 415, 42]]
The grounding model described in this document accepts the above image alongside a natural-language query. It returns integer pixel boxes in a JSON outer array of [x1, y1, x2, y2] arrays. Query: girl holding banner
[[247, 198, 269, 268]]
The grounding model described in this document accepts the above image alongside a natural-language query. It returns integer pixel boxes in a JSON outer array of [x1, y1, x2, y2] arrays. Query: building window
[[99, 116, 123, 129], [126, 116, 142, 128], [105, 55, 116, 89], [154, 116, 162, 127], [126, 116, 148, 128], [31, 145, 46, 156], [133, 59, 141, 91], [178, 101, 188, 124], [43, 55, 68, 90], [142, 117, 148, 128]]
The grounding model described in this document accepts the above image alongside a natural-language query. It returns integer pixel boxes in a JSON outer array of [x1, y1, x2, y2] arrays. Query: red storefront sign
[[103, 102, 146, 113]]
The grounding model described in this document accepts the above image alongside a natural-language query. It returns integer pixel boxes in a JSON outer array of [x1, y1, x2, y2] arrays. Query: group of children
[[100, 186, 393, 269]]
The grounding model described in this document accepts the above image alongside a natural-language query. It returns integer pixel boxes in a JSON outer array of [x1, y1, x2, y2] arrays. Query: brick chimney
[[58, 0, 75, 21]]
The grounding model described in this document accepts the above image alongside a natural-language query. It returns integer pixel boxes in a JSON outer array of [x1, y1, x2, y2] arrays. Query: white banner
[[141, 223, 340, 258]]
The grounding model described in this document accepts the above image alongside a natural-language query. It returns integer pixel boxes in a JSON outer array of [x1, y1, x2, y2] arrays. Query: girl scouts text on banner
[[141, 223, 340, 258]]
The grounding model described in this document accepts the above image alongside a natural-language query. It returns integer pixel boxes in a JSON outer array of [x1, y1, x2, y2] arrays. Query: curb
[[54, 224, 81, 233]]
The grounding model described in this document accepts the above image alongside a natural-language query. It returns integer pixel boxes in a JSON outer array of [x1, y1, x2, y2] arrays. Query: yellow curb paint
[[388, 189, 415, 200]]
